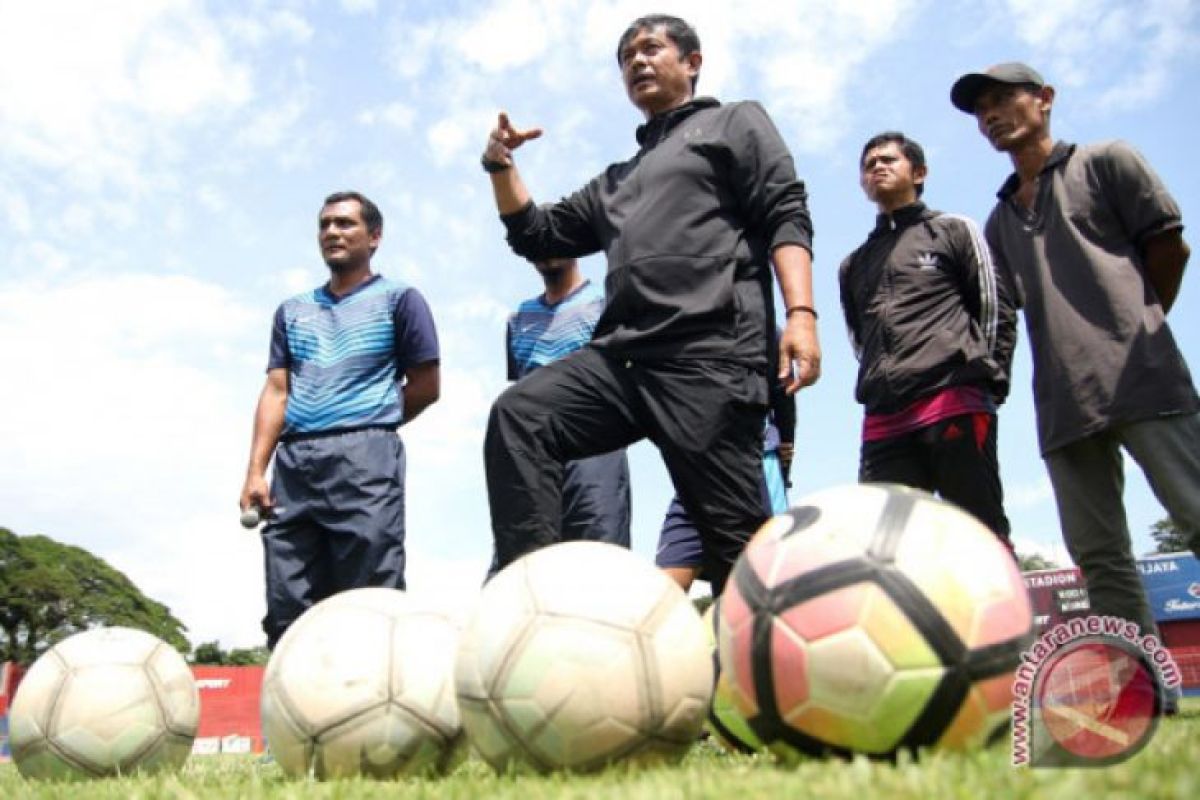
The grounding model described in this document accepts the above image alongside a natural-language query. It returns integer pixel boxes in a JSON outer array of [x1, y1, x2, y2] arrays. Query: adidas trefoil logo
[[916, 252, 939, 271]]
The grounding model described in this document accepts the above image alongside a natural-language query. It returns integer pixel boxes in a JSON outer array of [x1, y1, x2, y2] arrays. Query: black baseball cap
[[950, 62, 1045, 113]]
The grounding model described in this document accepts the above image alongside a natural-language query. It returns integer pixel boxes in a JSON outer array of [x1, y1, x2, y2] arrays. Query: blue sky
[[1, 0, 1196, 648]]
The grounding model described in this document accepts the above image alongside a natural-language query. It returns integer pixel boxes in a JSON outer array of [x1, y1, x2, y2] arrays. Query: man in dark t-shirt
[[951, 63, 1200, 639]]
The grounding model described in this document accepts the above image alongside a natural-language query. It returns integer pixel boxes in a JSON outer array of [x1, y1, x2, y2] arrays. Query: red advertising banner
[[1023, 567, 1090, 630], [1, 662, 26, 762], [1, 662, 264, 761], [191, 665, 266, 755]]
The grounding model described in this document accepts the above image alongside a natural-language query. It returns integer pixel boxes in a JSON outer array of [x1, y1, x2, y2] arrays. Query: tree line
[[1, 527, 264, 665], [0, 527, 189, 664]]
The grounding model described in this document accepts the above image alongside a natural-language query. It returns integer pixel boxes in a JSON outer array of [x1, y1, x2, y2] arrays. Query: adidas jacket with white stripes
[[838, 202, 1018, 415]]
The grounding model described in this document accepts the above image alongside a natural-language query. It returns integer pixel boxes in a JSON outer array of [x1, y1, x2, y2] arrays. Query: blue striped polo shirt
[[268, 275, 439, 436], [507, 280, 604, 380]]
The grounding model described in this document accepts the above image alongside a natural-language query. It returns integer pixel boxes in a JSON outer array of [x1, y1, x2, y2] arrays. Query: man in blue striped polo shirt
[[240, 191, 440, 648], [489, 257, 630, 577]]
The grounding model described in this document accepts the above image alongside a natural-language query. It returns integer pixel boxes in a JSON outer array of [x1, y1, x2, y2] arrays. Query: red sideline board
[[0, 662, 263, 760], [1, 662, 26, 762], [192, 665, 266, 755], [1023, 566, 1090, 630], [1023, 551, 1200, 694]]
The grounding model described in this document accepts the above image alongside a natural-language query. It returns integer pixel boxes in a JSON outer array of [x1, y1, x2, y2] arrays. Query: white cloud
[[281, 267, 319, 295], [1004, 0, 1197, 113], [341, 0, 378, 14], [0, 0, 253, 187], [405, 365, 503, 464], [223, 8, 314, 47], [1011, 535, 1072, 568], [132, 20, 252, 117], [271, 9, 314, 43], [392, 256, 427, 285], [357, 101, 417, 131], [428, 115, 476, 166], [224, 13, 273, 47], [734, 1, 920, 151], [112, 511, 268, 648], [384, 18, 442, 79], [401, 294, 513, 474], [393, 0, 920, 158], [0, 272, 264, 646], [60, 204, 97, 237], [1, 189, 32, 234], [196, 185, 227, 213], [1007, 476, 1055, 511], [1007, 0, 1121, 59], [236, 91, 311, 150], [455, 0, 556, 72], [98, 199, 140, 232], [404, 553, 488, 626], [8, 240, 71, 276]]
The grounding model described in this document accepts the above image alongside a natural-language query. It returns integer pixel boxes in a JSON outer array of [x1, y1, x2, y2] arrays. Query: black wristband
[[786, 305, 818, 320], [481, 154, 511, 174]]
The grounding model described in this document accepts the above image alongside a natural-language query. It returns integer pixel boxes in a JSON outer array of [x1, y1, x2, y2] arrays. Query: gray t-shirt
[[985, 140, 1198, 454]]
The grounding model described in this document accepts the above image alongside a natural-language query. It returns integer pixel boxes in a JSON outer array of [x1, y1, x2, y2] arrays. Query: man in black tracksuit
[[479, 14, 820, 593], [839, 131, 1017, 544]]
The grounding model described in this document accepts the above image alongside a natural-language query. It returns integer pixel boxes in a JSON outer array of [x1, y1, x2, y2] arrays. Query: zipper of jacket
[[880, 215, 898, 395]]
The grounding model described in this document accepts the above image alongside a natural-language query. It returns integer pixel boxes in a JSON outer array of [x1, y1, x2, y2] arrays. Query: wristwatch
[[481, 154, 510, 174]]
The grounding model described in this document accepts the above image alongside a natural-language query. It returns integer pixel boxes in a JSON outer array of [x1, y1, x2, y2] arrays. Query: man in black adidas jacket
[[478, 14, 820, 593], [839, 131, 1017, 544]]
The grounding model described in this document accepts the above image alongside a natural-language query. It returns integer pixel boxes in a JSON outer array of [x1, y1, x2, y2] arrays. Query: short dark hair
[[616, 15, 702, 91], [322, 191, 383, 235], [860, 131, 927, 196]]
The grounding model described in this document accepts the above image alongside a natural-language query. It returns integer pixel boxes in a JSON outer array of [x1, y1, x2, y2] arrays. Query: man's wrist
[[785, 304, 818, 320], [481, 154, 511, 174]]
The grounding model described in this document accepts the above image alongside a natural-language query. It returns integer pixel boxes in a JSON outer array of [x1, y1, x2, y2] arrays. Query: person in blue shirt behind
[[490, 257, 631, 577], [239, 191, 441, 649]]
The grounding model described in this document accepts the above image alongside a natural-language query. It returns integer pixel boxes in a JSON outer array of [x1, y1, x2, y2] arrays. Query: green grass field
[[2, 700, 1198, 800]]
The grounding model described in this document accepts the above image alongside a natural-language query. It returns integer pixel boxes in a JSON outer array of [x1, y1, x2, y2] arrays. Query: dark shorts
[[261, 427, 406, 648], [655, 451, 787, 574]]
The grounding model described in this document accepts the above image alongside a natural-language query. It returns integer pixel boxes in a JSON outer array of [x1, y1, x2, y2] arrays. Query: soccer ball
[[260, 588, 465, 779], [9, 626, 199, 780], [455, 541, 712, 772], [701, 604, 763, 754], [718, 484, 1033, 760]]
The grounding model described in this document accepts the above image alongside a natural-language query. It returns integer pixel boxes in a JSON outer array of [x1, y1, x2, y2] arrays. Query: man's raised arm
[[482, 111, 542, 215]]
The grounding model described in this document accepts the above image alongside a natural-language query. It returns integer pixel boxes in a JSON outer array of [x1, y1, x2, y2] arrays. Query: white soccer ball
[[260, 588, 464, 779], [9, 626, 199, 780], [455, 541, 713, 773]]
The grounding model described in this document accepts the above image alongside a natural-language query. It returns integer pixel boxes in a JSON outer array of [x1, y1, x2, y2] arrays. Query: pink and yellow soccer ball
[[718, 483, 1033, 761], [701, 604, 764, 754]]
